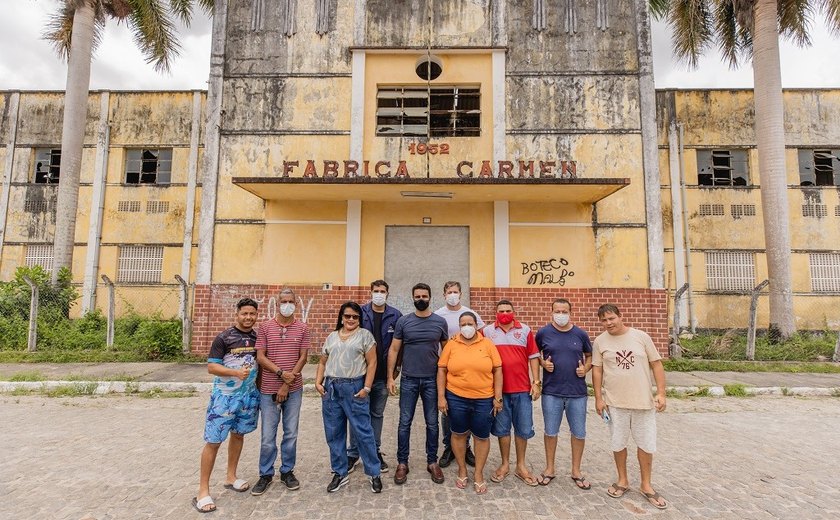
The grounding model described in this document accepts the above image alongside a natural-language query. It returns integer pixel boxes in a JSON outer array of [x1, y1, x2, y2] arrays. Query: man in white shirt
[[434, 281, 485, 468]]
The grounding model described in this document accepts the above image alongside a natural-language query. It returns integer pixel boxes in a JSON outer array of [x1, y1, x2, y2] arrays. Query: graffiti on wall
[[521, 258, 575, 286]]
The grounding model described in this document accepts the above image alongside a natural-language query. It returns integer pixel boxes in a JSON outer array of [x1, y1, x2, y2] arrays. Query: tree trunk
[[752, 0, 796, 338], [52, 1, 96, 285]]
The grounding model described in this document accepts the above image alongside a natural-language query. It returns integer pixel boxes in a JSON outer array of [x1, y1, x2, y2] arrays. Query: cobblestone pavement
[[1, 394, 838, 520]]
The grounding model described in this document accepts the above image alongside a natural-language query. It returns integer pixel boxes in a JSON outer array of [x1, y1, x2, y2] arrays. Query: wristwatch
[[275, 369, 284, 378], [363, 386, 371, 393], [494, 397, 503, 404]]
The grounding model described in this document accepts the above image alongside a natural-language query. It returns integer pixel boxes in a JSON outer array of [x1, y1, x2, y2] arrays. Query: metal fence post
[[833, 330, 839, 363], [22, 276, 38, 352], [670, 283, 689, 358], [175, 275, 191, 354], [746, 279, 770, 361], [101, 275, 115, 349]]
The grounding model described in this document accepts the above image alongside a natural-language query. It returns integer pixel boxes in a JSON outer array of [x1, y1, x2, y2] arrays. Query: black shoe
[[347, 456, 360, 474], [250, 475, 273, 496], [369, 476, 383, 493], [465, 446, 476, 467], [438, 447, 454, 468], [327, 472, 349, 493], [378, 452, 389, 473], [280, 470, 300, 490]]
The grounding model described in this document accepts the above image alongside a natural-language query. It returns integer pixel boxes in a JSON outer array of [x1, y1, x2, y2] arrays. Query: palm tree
[[651, 0, 840, 339], [44, 0, 214, 286]]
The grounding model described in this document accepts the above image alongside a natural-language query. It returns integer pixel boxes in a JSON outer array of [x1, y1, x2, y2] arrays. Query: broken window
[[376, 87, 481, 137], [34, 148, 61, 184], [696, 149, 749, 186], [798, 149, 840, 186], [125, 149, 172, 185], [117, 245, 164, 283]]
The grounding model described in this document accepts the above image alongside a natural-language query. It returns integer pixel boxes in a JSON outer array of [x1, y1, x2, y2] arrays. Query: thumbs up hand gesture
[[543, 355, 554, 373], [576, 359, 586, 378]]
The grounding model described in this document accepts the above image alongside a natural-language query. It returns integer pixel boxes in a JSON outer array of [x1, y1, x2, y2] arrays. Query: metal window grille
[[809, 253, 840, 292], [699, 204, 725, 216], [836, 205, 840, 217], [146, 201, 170, 214], [25, 245, 54, 273], [24, 200, 50, 213], [125, 149, 172, 184], [34, 148, 61, 183], [731, 204, 756, 219], [802, 204, 828, 218], [705, 251, 755, 292], [376, 86, 481, 137], [118, 200, 142, 212], [117, 245, 164, 283]]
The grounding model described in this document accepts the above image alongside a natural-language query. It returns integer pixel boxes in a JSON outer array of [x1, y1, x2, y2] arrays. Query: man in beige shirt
[[591, 304, 667, 510]]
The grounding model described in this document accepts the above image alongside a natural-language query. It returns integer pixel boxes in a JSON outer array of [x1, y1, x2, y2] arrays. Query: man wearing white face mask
[[434, 281, 485, 468], [534, 298, 593, 489], [346, 280, 402, 474], [253, 288, 310, 496]]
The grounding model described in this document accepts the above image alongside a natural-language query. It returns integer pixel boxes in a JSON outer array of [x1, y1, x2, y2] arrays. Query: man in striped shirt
[[252, 288, 311, 496]]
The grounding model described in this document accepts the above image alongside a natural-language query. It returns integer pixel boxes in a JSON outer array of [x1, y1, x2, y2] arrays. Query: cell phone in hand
[[602, 409, 611, 423]]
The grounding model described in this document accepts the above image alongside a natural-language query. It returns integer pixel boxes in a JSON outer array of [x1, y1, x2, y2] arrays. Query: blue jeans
[[542, 394, 588, 439], [258, 389, 302, 477], [445, 391, 494, 439], [347, 379, 388, 458], [397, 376, 439, 465], [491, 391, 535, 440], [322, 377, 381, 477]]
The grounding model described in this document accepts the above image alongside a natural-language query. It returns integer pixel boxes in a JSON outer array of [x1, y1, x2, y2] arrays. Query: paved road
[[1, 394, 838, 519]]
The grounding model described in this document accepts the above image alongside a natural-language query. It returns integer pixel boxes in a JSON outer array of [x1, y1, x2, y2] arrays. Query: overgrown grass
[[723, 383, 748, 397], [43, 382, 98, 397], [8, 370, 46, 382], [677, 330, 837, 361], [664, 358, 840, 373]]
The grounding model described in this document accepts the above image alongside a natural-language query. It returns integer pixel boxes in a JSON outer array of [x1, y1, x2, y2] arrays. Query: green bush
[[130, 317, 182, 360], [679, 330, 837, 362]]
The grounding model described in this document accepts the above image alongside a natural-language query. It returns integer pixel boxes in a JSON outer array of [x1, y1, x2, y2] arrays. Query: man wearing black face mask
[[387, 283, 450, 486]]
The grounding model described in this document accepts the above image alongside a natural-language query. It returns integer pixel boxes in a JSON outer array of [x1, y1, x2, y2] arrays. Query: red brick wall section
[[191, 285, 669, 357]]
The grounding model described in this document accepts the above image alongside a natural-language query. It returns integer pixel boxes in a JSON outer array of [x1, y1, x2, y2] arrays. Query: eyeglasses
[[343, 314, 360, 320]]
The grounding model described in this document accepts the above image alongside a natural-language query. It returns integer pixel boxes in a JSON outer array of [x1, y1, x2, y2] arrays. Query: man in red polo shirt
[[483, 299, 542, 487], [252, 288, 310, 495]]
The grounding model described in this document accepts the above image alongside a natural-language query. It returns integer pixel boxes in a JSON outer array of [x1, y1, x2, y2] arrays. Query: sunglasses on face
[[343, 314, 360, 320]]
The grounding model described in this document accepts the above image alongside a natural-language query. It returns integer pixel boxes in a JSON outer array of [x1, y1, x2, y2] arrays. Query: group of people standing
[[192, 281, 668, 513]]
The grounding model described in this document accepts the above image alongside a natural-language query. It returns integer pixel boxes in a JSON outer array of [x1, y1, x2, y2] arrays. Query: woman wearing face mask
[[436, 312, 503, 494], [315, 301, 383, 494]]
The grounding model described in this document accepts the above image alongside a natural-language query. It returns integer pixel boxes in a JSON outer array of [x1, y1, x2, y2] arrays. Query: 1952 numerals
[[408, 143, 450, 155]]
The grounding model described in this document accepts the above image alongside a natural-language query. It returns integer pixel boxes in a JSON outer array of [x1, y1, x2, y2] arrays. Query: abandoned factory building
[[1, 0, 838, 353]]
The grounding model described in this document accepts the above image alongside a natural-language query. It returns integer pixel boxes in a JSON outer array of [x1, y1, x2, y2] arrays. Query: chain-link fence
[[0, 266, 189, 359]]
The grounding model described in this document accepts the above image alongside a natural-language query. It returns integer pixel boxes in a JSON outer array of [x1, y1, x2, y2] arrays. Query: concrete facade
[[2, 1, 838, 351]]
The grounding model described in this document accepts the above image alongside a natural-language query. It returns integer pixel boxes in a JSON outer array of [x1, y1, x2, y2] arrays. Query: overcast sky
[[2, 0, 839, 91]]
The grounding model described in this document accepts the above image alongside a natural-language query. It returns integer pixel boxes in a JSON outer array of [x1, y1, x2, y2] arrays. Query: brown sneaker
[[394, 463, 409, 485], [427, 463, 445, 484]]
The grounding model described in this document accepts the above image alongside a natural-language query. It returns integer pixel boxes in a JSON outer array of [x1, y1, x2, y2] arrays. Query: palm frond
[[713, 0, 744, 67], [195, 0, 215, 15], [779, 0, 813, 46], [650, 0, 670, 20], [668, 0, 716, 68], [821, 0, 840, 33], [124, 0, 181, 73], [45, 0, 107, 61], [167, 0, 194, 25]]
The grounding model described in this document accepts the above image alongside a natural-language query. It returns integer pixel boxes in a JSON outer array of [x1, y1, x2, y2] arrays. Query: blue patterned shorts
[[203, 389, 260, 444]]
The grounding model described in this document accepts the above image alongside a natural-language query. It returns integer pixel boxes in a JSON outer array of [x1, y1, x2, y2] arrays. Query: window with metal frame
[[798, 149, 840, 186], [696, 149, 749, 186], [124, 149, 172, 185], [34, 148, 61, 184], [117, 245, 164, 283], [809, 253, 840, 292], [25, 245, 54, 273], [705, 251, 755, 292], [376, 86, 480, 137]]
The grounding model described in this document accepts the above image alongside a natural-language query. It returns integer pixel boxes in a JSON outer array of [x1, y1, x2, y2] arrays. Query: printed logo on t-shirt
[[616, 350, 635, 370], [513, 331, 522, 340]]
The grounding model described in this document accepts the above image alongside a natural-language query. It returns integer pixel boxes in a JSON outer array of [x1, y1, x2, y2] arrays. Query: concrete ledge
[[665, 385, 840, 397]]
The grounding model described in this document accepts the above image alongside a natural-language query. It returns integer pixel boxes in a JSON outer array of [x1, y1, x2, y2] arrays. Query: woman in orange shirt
[[437, 312, 503, 494]]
